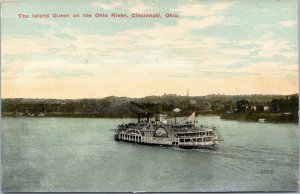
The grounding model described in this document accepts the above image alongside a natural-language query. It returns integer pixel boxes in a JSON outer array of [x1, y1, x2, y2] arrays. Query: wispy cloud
[[279, 20, 297, 27], [175, 2, 235, 17], [1, 0, 298, 98], [91, 1, 124, 10], [91, 0, 154, 12]]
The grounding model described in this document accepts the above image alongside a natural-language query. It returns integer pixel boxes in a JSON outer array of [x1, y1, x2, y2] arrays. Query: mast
[[187, 89, 189, 103], [186, 89, 189, 109]]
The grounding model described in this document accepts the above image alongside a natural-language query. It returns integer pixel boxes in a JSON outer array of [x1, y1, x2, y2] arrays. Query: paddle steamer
[[114, 112, 221, 149]]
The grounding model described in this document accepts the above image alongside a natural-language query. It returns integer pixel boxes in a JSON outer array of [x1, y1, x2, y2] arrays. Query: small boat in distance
[[114, 112, 222, 149], [258, 118, 266, 123]]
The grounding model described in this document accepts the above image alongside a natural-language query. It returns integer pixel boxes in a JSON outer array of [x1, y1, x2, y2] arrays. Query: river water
[[1, 116, 299, 192]]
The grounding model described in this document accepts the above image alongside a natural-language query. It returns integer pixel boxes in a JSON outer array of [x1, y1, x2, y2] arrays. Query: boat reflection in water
[[114, 112, 222, 149]]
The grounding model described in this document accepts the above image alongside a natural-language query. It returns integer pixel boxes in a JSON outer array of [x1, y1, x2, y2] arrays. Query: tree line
[[2, 94, 298, 121]]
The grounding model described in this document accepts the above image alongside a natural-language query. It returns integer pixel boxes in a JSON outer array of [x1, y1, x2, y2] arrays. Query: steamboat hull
[[114, 134, 217, 149], [178, 145, 215, 149]]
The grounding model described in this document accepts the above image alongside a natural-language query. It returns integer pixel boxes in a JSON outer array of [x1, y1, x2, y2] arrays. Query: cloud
[[239, 61, 298, 76], [175, 2, 235, 17], [254, 24, 272, 31], [257, 39, 295, 58], [1, 58, 97, 81], [91, 0, 154, 12], [279, 20, 297, 27], [129, 1, 154, 12], [178, 16, 225, 30], [238, 34, 297, 59], [91, 1, 124, 10]]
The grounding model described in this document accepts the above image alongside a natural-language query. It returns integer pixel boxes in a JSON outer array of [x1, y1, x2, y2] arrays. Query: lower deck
[[115, 132, 216, 148]]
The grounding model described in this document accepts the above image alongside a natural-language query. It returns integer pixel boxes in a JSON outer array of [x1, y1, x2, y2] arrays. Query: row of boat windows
[[179, 137, 212, 142], [120, 134, 141, 139], [119, 134, 212, 142], [177, 131, 213, 137], [171, 124, 195, 129]]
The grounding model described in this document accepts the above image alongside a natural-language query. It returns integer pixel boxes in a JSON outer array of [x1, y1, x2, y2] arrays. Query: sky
[[1, 0, 299, 98]]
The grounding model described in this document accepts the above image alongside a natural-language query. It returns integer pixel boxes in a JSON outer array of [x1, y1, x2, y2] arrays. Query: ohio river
[[1, 116, 299, 192]]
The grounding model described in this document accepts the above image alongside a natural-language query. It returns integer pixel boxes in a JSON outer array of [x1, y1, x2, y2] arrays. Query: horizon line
[[1, 93, 299, 100]]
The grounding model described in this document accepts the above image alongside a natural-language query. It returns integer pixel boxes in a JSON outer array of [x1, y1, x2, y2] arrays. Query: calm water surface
[[1, 116, 299, 192]]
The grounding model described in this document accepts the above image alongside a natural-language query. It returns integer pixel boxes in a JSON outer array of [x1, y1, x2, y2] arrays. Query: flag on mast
[[188, 112, 196, 121]]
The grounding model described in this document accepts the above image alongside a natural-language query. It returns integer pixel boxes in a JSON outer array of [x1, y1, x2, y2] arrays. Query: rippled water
[[1, 116, 299, 192]]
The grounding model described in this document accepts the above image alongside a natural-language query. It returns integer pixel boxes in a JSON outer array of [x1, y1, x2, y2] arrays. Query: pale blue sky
[[1, 0, 298, 98]]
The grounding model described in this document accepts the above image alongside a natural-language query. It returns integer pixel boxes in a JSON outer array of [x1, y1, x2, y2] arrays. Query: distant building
[[250, 105, 256, 111], [237, 100, 250, 112], [251, 104, 269, 112], [263, 106, 269, 111]]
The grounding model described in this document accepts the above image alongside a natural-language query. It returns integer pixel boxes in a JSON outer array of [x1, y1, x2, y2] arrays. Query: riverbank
[[4, 112, 298, 124], [1, 112, 219, 119], [2, 112, 132, 118], [220, 112, 298, 123]]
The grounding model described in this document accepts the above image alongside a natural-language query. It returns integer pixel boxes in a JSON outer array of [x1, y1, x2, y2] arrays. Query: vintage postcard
[[1, 0, 299, 192]]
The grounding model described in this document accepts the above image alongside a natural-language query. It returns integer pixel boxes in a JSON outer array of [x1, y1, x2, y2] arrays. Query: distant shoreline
[[2, 94, 298, 123], [1, 112, 219, 119], [220, 112, 298, 123], [2, 112, 298, 124]]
